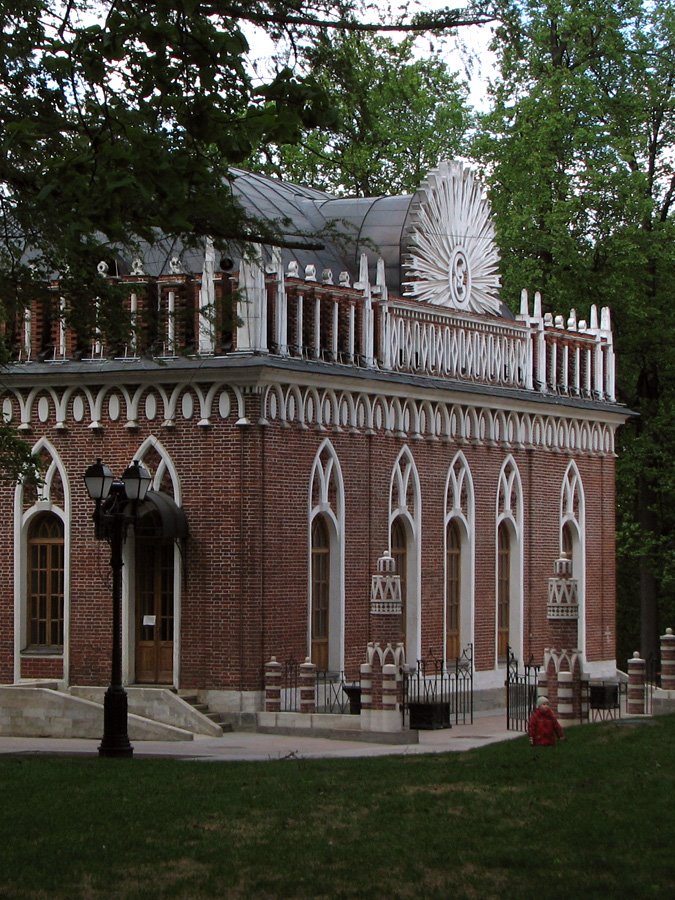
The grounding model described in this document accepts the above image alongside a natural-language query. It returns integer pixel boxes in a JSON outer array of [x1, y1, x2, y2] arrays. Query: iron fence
[[505, 647, 540, 732], [280, 658, 300, 712], [585, 680, 623, 721], [645, 652, 660, 715], [402, 644, 474, 729], [277, 660, 360, 714], [316, 670, 360, 714]]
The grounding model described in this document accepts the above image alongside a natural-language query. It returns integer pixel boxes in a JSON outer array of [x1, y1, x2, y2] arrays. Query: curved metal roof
[[113, 166, 509, 316]]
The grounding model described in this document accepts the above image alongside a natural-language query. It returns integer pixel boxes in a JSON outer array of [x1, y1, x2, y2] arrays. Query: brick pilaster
[[299, 658, 317, 714], [627, 652, 646, 715], [557, 671, 574, 722], [660, 628, 675, 692], [264, 656, 282, 712]]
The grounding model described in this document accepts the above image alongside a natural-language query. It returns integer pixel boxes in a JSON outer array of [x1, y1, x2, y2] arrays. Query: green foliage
[[248, 31, 473, 196], [0, 1, 336, 310], [475, 0, 675, 658], [1, 717, 675, 897], [0, 422, 41, 485]]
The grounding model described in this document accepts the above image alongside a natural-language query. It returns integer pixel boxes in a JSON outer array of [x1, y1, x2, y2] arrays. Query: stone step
[[179, 694, 233, 733]]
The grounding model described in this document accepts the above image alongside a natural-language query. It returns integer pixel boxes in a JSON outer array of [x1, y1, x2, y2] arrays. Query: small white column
[[296, 293, 304, 356], [313, 296, 321, 359], [272, 249, 288, 356], [22, 306, 31, 360], [166, 290, 175, 354], [129, 292, 138, 357], [348, 304, 355, 362], [331, 300, 338, 362], [198, 237, 216, 354], [236, 243, 268, 353], [56, 296, 67, 360]]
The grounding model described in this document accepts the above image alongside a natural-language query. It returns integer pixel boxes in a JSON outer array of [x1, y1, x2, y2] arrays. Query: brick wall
[[0, 368, 619, 694]]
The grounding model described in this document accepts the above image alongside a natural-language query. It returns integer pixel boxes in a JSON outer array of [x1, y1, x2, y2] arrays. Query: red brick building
[[0, 162, 628, 716]]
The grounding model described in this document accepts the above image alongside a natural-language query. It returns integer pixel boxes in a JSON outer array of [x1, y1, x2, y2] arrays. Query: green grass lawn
[[1, 716, 674, 899]]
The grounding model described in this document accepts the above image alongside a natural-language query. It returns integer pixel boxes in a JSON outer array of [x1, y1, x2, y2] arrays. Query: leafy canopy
[[475, 0, 675, 657], [248, 30, 473, 197]]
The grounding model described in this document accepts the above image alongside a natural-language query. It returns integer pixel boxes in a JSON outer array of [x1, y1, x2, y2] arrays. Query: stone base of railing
[[256, 711, 417, 743]]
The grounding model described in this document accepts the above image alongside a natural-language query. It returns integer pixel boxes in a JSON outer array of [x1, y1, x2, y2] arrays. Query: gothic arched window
[[27, 514, 64, 648], [497, 522, 511, 661], [311, 516, 330, 671], [391, 517, 408, 644], [446, 520, 461, 660]]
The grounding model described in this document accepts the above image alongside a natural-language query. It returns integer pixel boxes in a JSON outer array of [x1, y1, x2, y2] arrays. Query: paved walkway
[[0, 713, 521, 761]]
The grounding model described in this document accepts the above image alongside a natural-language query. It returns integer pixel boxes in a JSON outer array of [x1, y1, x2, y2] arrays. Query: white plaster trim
[[13, 438, 71, 685], [561, 461, 586, 657], [444, 451, 475, 663], [389, 446, 422, 662], [308, 439, 345, 672], [495, 456, 524, 666]]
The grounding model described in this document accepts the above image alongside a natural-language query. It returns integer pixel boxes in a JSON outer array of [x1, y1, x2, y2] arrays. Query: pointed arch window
[[27, 514, 64, 648], [497, 523, 510, 661], [562, 521, 573, 559], [311, 516, 330, 670], [391, 517, 408, 644], [446, 520, 461, 660]]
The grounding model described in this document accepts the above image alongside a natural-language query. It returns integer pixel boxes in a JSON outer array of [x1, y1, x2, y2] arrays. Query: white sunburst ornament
[[403, 161, 502, 315]]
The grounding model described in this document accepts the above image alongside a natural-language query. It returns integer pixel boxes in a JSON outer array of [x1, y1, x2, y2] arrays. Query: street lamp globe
[[121, 460, 152, 501], [84, 458, 114, 501]]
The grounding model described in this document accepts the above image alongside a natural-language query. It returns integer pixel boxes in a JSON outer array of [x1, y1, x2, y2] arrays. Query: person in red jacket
[[528, 696, 565, 746]]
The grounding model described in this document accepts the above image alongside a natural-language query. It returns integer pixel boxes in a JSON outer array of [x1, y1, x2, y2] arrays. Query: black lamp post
[[84, 458, 152, 758]]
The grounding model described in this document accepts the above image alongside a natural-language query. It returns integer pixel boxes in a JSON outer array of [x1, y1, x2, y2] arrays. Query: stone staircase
[[179, 694, 233, 734]]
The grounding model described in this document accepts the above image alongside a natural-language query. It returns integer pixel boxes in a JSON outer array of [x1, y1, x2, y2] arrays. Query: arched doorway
[[132, 493, 187, 685], [135, 510, 174, 684]]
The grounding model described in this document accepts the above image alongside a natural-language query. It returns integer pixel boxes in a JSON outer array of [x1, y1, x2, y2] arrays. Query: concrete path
[[0, 713, 522, 761]]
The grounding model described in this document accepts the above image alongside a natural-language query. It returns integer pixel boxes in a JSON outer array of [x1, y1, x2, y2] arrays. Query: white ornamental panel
[[403, 161, 501, 315]]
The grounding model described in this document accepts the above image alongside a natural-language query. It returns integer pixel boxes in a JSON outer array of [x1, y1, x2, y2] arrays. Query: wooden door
[[135, 539, 174, 684]]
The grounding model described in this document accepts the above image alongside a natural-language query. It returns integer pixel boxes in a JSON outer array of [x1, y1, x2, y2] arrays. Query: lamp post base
[[98, 684, 134, 758]]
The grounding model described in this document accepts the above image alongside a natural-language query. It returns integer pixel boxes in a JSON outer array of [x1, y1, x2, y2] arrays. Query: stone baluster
[[660, 628, 675, 692], [627, 652, 646, 715]]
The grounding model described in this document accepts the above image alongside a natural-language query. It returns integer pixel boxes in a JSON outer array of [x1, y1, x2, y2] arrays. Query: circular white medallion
[[403, 160, 501, 315], [449, 247, 471, 308], [144, 392, 157, 421], [181, 392, 194, 420], [38, 397, 49, 423], [72, 396, 84, 422], [108, 394, 120, 422]]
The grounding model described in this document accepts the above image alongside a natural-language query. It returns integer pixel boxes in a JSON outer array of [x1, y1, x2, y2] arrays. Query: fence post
[[661, 628, 675, 692], [627, 652, 646, 715], [360, 661, 373, 714], [265, 656, 282, 713], [299, 658, 317, 714]]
